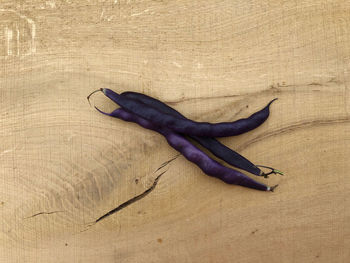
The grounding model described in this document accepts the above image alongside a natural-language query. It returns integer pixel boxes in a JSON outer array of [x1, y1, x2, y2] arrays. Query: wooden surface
[[0, 1, 349, 262]]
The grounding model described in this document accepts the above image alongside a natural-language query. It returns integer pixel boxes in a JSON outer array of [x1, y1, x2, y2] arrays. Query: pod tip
[[267, 98, 278, 107], [87, 89, 103, 106], [268, 184, 279, 192], [94, 105, 114, 117]]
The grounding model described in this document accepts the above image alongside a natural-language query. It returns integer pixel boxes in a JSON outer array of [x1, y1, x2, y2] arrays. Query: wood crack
[[94, 170, 167, 224], [163, 80, 343, 105], [154, 154, 180, 172]]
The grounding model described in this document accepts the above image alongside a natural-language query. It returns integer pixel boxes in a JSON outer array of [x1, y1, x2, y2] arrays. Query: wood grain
[[0, 1, 349, 262]]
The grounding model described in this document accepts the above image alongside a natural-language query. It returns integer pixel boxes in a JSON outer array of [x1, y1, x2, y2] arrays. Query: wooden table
[[0, 1, 349, 262]]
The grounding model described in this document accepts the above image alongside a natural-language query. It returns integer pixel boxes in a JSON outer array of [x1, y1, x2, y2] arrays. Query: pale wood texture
[[0, 1, 349, 262]]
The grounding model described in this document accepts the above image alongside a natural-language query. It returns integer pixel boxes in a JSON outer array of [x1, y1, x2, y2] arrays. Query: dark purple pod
[[101, 88, 277, 138], [97, 107, 277, 192], [121, 91, 262, 176]]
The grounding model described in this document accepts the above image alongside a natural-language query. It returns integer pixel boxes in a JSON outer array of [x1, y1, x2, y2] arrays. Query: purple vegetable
[[121, 91, 271, 177], [96, 107, 277, 191], [100, 88, 277, 137]]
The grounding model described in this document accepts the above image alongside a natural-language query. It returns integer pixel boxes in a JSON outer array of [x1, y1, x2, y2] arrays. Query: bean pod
[[96, 107, 277, 192], [101, 88, 277, 138], [121, 91, 262, 176]]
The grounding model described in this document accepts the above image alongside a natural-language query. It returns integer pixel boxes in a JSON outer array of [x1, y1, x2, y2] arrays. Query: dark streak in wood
[[308, 82, 322, 86], [154, 154, 180, 173], [95, 170, 167, 223], [163, 81, 342, 105], [236, 117, 350, 151], [24, 211, 64, 219]]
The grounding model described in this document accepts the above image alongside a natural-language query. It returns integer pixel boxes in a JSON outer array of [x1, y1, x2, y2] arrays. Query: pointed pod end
[[267, 98, 278, 108], [94, 105, 104, 114], [268, 184, 279, 192], [94, 105, 115, 117]]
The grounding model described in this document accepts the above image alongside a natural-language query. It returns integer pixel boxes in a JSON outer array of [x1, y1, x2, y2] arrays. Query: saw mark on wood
[[0, 9, 36, 56]]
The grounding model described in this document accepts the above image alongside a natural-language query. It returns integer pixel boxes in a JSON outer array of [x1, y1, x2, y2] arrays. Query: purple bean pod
[[101, 88, 277, 138], [121, 91, 263, 176], [97, 107, 276, 192]]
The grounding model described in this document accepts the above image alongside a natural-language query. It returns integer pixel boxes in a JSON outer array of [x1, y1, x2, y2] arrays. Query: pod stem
[[257, 165, 284, 178], [87, 89, 117, 117], [87, 89, 103, 106]]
